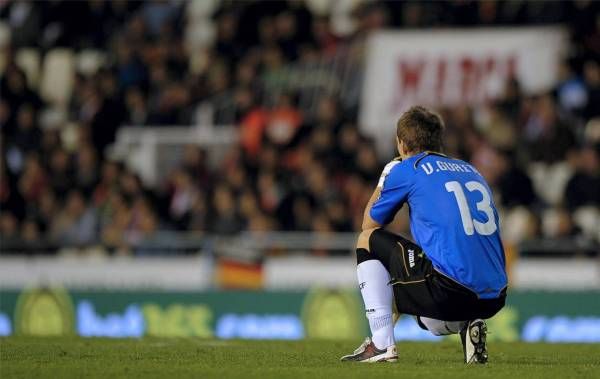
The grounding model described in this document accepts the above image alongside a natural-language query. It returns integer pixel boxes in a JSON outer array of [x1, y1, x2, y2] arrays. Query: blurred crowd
[[0, 0, 599, 255]]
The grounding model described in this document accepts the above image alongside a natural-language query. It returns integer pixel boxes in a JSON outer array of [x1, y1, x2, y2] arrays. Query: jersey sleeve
[[370, 160, 413, 225]]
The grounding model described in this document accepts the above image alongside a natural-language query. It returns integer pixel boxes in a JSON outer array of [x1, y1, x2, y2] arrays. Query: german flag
[[216, 258, 263, 289]]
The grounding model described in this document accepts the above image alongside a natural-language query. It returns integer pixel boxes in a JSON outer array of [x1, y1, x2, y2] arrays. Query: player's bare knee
[[356, 228, 379, 265], [356, 228, 378, 251]]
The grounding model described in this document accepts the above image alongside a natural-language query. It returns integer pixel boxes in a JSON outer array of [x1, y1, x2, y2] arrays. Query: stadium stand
[[0, 0, 598, 257]]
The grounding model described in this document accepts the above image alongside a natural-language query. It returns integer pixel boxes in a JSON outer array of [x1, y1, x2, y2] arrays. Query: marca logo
[[359, 282, 366, 290], [408, 249, 415, 268]]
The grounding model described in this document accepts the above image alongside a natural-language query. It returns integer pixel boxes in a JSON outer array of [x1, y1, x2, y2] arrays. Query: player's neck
[[400, 150, 421, 160], [401, 150, 446, 160]]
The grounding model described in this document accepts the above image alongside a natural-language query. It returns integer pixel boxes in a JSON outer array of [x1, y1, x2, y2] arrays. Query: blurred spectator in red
[[264, 93, 303, 150]]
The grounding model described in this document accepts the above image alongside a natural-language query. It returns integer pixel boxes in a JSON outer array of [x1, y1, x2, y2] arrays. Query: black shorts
[[366, 229, 506, 321]]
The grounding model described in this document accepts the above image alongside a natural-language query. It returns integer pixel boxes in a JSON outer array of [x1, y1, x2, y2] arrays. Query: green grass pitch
[[1, 338, 599, 379]]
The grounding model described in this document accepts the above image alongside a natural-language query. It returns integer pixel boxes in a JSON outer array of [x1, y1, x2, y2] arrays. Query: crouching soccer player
[[341, 106, 507, 364]]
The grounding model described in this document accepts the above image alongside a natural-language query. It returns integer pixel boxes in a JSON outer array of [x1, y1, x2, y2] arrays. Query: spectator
[[583, 61, 600, 119], [565, 145, 600, 210], [0, 212, 21, 248], [50, 190, 98, 246], [11, 104, 41, 154], [75, 144, 100, 196], [17, 154, 47, 204], [496, 151, 537, 208], [124, 87, 148, 125], [20, 219, 44, 254], [210, 184, 243, 235], [524, 95, 576, 163], [167, 169, 200, 230], [0, 0, 599, 256], [263, 93, 303, 149], [48, 149, 74, 199], [34, 189, 58, 234]]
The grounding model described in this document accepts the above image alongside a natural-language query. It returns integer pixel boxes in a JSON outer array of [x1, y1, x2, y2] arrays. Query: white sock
[[419, 317, 466, 336], [357, 259, 394, 349]]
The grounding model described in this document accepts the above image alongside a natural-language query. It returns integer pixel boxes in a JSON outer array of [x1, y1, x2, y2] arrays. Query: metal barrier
[[1, 231, 598, 258], [109, 125, 238, 187]]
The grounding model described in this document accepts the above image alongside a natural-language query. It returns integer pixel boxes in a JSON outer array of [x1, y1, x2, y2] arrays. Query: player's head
[[396, 106, 444, 158]]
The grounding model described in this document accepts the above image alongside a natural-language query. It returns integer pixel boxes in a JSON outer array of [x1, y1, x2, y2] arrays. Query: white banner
[[0, 256, 213, 290], [359, 27, 568, 154], [0, 255, 598, 290]]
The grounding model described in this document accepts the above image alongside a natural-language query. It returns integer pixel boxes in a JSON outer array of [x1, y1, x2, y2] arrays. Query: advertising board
[[1, 288, 598, 343]]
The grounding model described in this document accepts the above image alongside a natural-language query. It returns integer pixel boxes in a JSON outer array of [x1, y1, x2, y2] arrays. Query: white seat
[[501, 206, 535, 244], [186, 0, 218, 20], [547, 162, 574, 206], [528, 162, 573, 206], [76, 49, 107, 76], [305, 0, 333, 16], [16, 48, 41, 89], [583, 118, 600, 144], [0, 21, 10, 75], [38, 107, 67, 130], [185, 23, 216, 50], [541, 208, 561, 238], [572, 206, 600, 241], [184, 0, 216, 53], [0, 50, 6, 77], [0, 21, 10, 49], [40, 48, 75, 106], [528, 162, 548, 203]]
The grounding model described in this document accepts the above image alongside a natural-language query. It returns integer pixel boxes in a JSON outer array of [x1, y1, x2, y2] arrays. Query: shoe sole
[[467, 320, 488, 364], [341, 354, 398, 363], [363, 355, 398, 363]]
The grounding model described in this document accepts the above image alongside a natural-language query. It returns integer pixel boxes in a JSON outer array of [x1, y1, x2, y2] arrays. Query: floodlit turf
[[1, 338, 599, 379]]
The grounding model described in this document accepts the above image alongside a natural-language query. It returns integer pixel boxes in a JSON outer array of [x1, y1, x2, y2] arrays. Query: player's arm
[[366, 158, 411, 229], [361, 186, 384, 231]]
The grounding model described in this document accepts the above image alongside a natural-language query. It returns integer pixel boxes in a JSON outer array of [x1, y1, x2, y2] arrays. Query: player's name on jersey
[[420, 160, 481, 176]]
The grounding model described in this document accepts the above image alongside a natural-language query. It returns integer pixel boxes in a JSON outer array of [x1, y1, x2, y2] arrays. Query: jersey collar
[[412, 151, 448, 169]]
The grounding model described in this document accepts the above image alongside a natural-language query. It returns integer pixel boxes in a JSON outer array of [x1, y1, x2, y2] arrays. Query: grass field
[[1, 338, 600, 379]]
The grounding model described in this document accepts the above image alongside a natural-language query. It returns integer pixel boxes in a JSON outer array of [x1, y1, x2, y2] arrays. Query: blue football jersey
[[370, 152, 507, 299]]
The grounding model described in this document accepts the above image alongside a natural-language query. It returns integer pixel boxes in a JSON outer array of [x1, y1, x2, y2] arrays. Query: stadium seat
[[0, 21, 10, 48], [185, 23, 215, 52], [584, 118, 600, 144], [502, 206, 535, 244], [40, 48, 75, 106], [305, 0, 332, 15], [0, 21, 9, 75], [186, 0, 218, 20], [16, 48, 41, 89], [38, 107, 68, 131], [0, 50, 5, 77], [573, 206, 600, 241], [184, 0, 216, 52], [528, 162, 573, 206], [76, 50, 107, 76], [541, 208, 562, 238]]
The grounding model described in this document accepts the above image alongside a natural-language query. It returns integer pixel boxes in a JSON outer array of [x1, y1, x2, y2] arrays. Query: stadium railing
[[0, 231, 598, 291], [109, 125, 238, 187]]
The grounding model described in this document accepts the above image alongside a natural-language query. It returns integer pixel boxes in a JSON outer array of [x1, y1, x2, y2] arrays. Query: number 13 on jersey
[[445, 181, 498, 236]]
